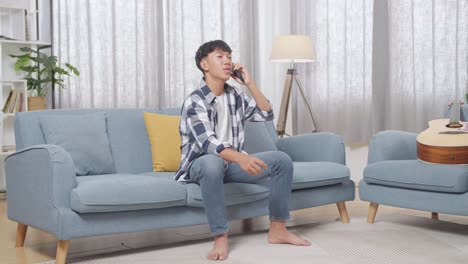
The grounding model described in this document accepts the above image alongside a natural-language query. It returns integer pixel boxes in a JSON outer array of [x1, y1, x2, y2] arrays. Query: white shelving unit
[[0, 4, 51, 192], [0, 6, 26, 41]]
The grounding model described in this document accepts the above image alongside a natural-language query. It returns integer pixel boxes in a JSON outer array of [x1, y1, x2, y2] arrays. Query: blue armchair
[[359, 105, 468, 223]]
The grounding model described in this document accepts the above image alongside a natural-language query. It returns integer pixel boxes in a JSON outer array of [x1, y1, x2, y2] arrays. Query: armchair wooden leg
[[367, 202, 379, 224], [242, 218, 253, 232], [432, 212, 439, 220], [15, 223, 28, 247], [336, 202, 350, 224], [56, 240, 70, 264]]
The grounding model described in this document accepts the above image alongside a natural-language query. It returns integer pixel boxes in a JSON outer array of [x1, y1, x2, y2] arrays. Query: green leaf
[[65, 63, 80, 76], [13, 56, 31, 71], [55, 67, 70, 75], [19, 65, 38, 73], [42, 56, 57, 68]]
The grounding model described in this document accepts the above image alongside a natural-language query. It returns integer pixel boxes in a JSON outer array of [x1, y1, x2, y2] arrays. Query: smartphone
[[231, 69, 245, 84]]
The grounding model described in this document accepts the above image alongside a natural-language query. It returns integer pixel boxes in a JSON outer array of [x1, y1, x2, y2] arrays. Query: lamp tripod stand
[[276, 67, 316, 137]]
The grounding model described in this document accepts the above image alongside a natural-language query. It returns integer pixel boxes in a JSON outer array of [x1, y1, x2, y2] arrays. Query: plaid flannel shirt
[[175, 79, 274, 182]]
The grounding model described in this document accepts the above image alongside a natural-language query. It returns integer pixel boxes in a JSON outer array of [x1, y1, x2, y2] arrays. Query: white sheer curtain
[[374, 0, 468, 133], [291, 0, 374, 143], [53, 0, 255, 109], [162, 0, 255, 107], [52, 0, 165, 109]]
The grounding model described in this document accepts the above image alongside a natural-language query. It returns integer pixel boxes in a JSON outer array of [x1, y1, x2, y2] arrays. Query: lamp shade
[[270, 35, 315, 63]]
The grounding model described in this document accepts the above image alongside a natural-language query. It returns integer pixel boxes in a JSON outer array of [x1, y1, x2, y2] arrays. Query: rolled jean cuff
[[211, 228, 229, 236], [269, 216, 290, 222]]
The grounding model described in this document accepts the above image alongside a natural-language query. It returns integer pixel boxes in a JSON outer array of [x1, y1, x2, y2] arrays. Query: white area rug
[[40, 215, 468, 264]]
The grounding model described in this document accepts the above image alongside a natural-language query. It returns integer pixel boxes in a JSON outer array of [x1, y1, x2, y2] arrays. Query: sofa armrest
[[5, 144, 77, 234], [368, 130, 417, 164], [276, 132, 345, 165]]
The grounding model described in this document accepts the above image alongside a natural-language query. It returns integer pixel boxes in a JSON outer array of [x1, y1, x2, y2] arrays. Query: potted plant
[[10, 47, 80, 110]]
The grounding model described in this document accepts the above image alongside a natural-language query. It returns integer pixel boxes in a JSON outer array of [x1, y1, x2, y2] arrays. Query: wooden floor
[[1, 189, 468, 264]]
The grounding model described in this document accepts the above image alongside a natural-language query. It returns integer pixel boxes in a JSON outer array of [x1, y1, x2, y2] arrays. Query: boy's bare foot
[[208, 233, 229, 260], [268, 221, 311, 246]]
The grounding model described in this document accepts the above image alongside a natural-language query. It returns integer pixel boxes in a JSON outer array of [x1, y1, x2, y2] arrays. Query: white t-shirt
[[215, 93, 233, 145]]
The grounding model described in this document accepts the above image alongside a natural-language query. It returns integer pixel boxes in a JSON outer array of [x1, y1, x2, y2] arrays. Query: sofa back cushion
[[244, 120, 278, 154], [99, 108, 180, 173], [15, 108, 100, 150], [40, 112, 116, 175]]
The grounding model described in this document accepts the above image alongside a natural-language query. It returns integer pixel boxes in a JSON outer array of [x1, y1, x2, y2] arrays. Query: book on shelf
[[14, 93, 20, 113], [19, 93, 23, 112], [2, 90, 24, 114], [1, 90, 13, 113], [8, 90, 17, 113], [8, 90, 18, 113]]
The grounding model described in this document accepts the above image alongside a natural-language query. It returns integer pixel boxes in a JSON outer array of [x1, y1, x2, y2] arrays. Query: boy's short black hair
[[195, 40, 232, 73]]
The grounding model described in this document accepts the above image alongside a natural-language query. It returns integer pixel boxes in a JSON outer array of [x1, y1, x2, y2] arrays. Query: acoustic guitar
[[416, 101, 468, 164]]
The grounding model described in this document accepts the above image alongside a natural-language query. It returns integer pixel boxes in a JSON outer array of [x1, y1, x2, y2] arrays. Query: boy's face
[[201, 49, 233, 81]]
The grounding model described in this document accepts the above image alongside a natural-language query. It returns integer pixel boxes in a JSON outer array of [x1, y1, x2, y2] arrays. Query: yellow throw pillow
[[143, 112, 181, 172]]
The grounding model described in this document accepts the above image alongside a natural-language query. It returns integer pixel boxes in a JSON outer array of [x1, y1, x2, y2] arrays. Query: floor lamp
[[270, 35, 317, 137]]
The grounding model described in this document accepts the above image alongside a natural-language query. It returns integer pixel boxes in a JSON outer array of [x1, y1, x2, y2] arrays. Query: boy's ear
[[201, 60, 208, 71]]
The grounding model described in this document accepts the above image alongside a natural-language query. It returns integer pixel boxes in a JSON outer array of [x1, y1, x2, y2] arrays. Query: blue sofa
[[359, 105, 468, 223], [6, 108, 355, 263]]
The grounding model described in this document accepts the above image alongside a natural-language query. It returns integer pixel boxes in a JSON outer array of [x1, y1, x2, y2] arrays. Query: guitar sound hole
[[446, 123, 463, 128]]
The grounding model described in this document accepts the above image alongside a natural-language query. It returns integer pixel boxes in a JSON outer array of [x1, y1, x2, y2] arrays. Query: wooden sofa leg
[[56, 240, 70, 264], [367, 202, 379, 224], [432, 212, 439, 220], [336, 202, 350, 224], [242, 218, 253, 232], [15, 223, 28, 247]]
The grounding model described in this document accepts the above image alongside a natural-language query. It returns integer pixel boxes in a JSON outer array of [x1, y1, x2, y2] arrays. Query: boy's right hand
[[237, 153, 268, 175]]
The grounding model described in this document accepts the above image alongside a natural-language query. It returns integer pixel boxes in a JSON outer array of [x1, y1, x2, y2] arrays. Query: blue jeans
[[189, 151, 293, 235]]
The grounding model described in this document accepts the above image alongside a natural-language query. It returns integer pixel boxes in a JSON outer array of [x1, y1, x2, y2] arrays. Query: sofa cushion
[[39, 112, 116, 175], [143, 112, 181, 172], [70, 174, 187, 213], [292, 162, 350, 190], [105, 109, 161, 174], [244, 121, 278, 154], [364, 160, 468, 193], [185, 182, 269, 207]]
